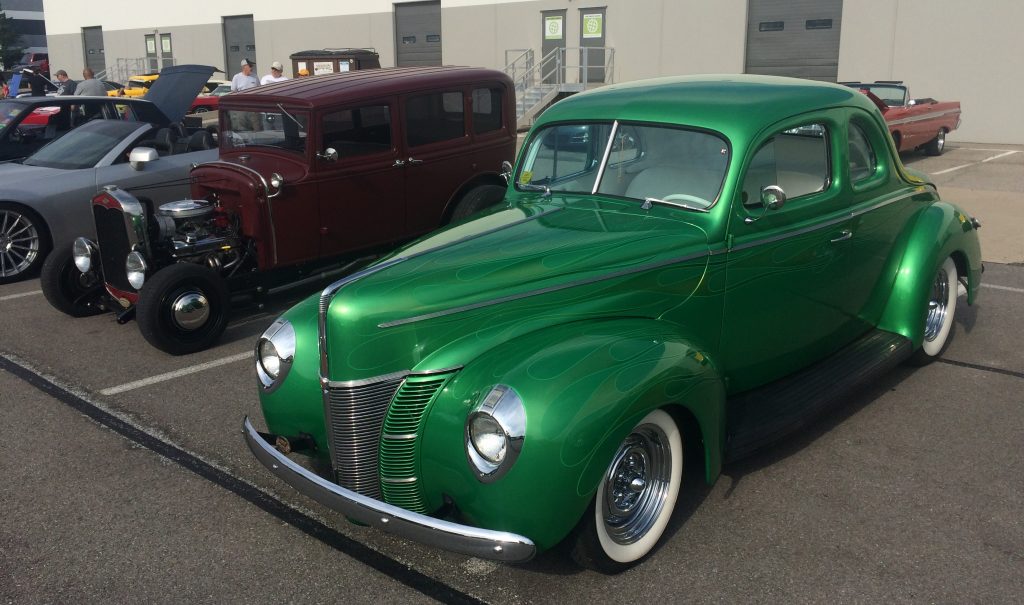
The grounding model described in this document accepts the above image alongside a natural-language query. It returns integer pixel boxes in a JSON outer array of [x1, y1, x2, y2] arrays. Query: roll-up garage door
[[395, 1, 442, 67], [745, 0, 843, 82]]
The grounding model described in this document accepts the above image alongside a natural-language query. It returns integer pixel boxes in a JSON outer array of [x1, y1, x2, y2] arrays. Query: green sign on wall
[[545, 16, 564, 40], [582, 13, 603, 39]]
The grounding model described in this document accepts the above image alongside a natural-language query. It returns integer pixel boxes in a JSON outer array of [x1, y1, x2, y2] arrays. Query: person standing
[[260, 61, 289, 85], [231, 58, 259, 91], [74, 68, 106, 96], [54, 70, 77, 96]]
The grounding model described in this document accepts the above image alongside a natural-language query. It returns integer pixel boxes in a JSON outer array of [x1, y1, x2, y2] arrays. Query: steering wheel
[[661, 193, 709, 207]]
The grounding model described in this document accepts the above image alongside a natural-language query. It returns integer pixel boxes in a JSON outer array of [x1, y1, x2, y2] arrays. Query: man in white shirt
[[231, 58, 259, 91], [260, 61, 289, 85]]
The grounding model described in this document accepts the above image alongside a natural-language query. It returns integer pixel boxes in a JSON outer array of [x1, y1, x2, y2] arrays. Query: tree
[[0, 2, 27, 71]]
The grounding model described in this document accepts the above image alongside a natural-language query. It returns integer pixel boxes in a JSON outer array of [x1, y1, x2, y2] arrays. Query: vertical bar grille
[[379, 374, 453, 513], [326, 375, 406, 499]]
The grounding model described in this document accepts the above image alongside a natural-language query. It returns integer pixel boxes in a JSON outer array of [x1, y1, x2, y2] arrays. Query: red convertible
[[843, 81, 960, 155]]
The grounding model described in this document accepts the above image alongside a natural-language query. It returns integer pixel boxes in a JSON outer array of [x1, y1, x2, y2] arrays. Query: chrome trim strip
[[326, 369, 410, 389], [318, 207, 564, 385], [380, 476, 418, 484], [382, 434, 418, 441], [244, 417, 536, 562], [201, 161, 279, 265], [590, 120, 619, 194], [850, 189, 917, 218], [887, 110, 960, 126], [379, 248, 717, 328]]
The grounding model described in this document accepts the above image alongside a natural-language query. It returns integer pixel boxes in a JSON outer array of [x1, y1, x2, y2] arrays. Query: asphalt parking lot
[[2, 142, 1022, 604]]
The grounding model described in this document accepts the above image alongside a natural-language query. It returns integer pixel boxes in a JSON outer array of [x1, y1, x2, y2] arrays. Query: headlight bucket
[[125, 250, 148, 290], [465, 384, 526, 482], [256, 318, 296, 392], [72, 237, 97, 273]]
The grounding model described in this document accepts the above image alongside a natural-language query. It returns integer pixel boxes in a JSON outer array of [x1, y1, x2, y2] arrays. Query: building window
[[806, 19, 833, 30], [759, 21, 784, 32]]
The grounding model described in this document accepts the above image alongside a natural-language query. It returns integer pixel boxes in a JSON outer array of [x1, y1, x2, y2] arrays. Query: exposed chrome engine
[[154, 199, 245, 272]]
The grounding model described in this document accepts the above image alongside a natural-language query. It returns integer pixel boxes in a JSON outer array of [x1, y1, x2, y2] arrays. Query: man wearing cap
[[261, 61, 289, 85], [231, 58, 259, 91]]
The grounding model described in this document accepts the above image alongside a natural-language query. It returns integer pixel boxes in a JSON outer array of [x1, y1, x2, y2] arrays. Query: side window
[[471, 87, 503, 135], [848, 122, 877, 183], [743, 122, 829, 206], [405, 91, 464, 147], [322, 105, 392, 158]]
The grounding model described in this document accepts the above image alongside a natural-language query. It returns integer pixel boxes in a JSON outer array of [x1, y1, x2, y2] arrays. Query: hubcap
[[0, 209, 40, 278], [171, 290, 210, 330], [602, 423, 672, 545], [923, 266, 949, 342], [937, 131, 945, 151]]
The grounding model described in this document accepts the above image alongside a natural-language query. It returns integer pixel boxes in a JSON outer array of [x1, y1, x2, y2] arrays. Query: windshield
[[516, 121, 730, 210], [24, 121, 148, 169], [222, 109, 309, 155], [857, 84, 906, 107]]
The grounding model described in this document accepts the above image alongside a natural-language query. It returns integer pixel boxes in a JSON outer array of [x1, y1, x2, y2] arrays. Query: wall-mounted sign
[[582, 14, 603, 39], [313, 61, 334, 75], [545, 15, 564, 40]]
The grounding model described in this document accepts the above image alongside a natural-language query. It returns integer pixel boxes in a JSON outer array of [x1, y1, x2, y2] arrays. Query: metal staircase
[[504, 46, 615, 128]]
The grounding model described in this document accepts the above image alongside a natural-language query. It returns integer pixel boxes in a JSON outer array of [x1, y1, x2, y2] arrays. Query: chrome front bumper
[[243, 417, 536, 562]]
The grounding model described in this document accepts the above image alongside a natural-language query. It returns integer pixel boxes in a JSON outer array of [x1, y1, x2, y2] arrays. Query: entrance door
[[395, 1, 442, 67], [578, 8, 606, 84], [81, 26, 105, 75], [541, 10, 566, 84], [223, 15, 256, 76], [745, 0, 843, 82]]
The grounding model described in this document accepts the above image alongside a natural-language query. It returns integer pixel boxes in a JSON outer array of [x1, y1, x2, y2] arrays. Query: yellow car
[[107, 73, 159, 97]]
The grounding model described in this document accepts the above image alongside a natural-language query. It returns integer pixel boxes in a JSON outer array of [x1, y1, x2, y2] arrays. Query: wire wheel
[[601, 424, 674, 545]]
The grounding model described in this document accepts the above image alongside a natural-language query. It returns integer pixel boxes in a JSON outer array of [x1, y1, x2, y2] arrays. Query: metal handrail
[[506, 47, 616, 119]]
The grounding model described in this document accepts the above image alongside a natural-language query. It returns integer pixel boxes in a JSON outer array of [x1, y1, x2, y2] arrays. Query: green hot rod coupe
[[244, 75, 982, 572]]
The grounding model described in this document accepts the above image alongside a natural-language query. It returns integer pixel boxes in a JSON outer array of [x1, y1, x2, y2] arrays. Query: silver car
[[0, 64, 218, 283]]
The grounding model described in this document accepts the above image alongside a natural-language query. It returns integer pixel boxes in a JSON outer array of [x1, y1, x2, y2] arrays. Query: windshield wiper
[[276, 103, 305, 132], [641, 197, 710, 213]]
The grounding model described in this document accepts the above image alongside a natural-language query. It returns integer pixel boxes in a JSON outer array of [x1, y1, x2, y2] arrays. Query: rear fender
[[876, 201, 982, 347], [418, 318, 725, 550]]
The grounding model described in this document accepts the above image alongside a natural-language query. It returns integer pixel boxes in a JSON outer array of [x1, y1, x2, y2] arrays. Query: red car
[[843, 81, 961, 155]]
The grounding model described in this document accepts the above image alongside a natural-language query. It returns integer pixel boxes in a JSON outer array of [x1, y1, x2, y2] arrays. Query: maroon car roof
[[218, 66, 511, 109]]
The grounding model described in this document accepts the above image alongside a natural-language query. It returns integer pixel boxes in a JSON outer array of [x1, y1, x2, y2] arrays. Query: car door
[[316, 100, 407, 258], [721, 114, 860, 394]]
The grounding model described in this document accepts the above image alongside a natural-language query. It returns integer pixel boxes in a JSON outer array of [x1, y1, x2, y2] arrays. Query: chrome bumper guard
[[243, 417, 536, 562]]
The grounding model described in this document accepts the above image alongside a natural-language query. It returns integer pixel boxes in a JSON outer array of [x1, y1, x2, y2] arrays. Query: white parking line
[[982, 283, 1024, 294], [100, 351, 253, 396], [932, 150, 1021, 175], [0, 290, 42, 302]]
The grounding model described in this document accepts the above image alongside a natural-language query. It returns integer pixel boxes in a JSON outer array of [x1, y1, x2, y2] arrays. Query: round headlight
[[72, 237, 95, 273], [125, 251, 148, 290], [256, 318, 296, 391], [469, 413, 507, 464]]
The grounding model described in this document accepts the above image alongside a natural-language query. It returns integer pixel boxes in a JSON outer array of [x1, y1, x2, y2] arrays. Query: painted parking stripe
[[100, 351, 253, 395], [932, 150, 1021, 175], [982, 283, 1024, 294], [0, 290, 42, 302]]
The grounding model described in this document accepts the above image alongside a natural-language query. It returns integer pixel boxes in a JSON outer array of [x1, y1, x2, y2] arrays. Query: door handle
[[406, 157, 424, 165], [392, 159, 406, 167], [830, 229, 853, 243]]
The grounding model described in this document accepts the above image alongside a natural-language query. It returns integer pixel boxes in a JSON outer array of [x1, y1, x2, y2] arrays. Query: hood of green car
[[322, 196, 712, 380]]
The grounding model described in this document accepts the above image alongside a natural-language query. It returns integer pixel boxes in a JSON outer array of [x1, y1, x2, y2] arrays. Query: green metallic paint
[[255, 75, 982, 555]]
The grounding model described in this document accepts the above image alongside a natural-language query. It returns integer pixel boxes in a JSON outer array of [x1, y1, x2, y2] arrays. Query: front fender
[[877, 201, 982, 347], [418, 318, 725, 551]]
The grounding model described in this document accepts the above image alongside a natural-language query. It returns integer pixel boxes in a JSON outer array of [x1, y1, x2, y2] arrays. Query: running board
[[724, 329, 913, 462]]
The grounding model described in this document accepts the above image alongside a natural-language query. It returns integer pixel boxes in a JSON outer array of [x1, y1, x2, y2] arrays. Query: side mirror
[[501, 160, 513, 184], [317, 147, 339, 162], [743, 185, 787, 224], [761, 185, 786, 210], [907, 99, 917, 107], [129, 147, 159, 171]]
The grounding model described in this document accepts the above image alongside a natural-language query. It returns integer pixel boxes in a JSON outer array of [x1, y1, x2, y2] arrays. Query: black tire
[[924, 129, 946, 156], [0, 202, 50, 284], [136, 263, 231, 355], [907, 256, 958, 366], [40, 244, 107, 317], [570, 409, 683, 573], [449, 184, 507, 223]]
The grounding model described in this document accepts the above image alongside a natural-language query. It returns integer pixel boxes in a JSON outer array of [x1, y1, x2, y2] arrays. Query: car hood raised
[[144, 64, 218, 124], [322, 196, 712, 380]]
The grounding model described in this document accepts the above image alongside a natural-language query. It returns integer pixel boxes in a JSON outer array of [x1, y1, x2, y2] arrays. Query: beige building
[[41, 0, 1021, 143]]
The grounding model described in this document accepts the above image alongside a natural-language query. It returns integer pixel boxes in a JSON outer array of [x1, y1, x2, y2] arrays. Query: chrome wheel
[[171, 290, 211, 330], [935, 130, 945, 152], [0, 208, 40, 279], [923, 265, 950, 343], [602, 424, 673, 545]]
